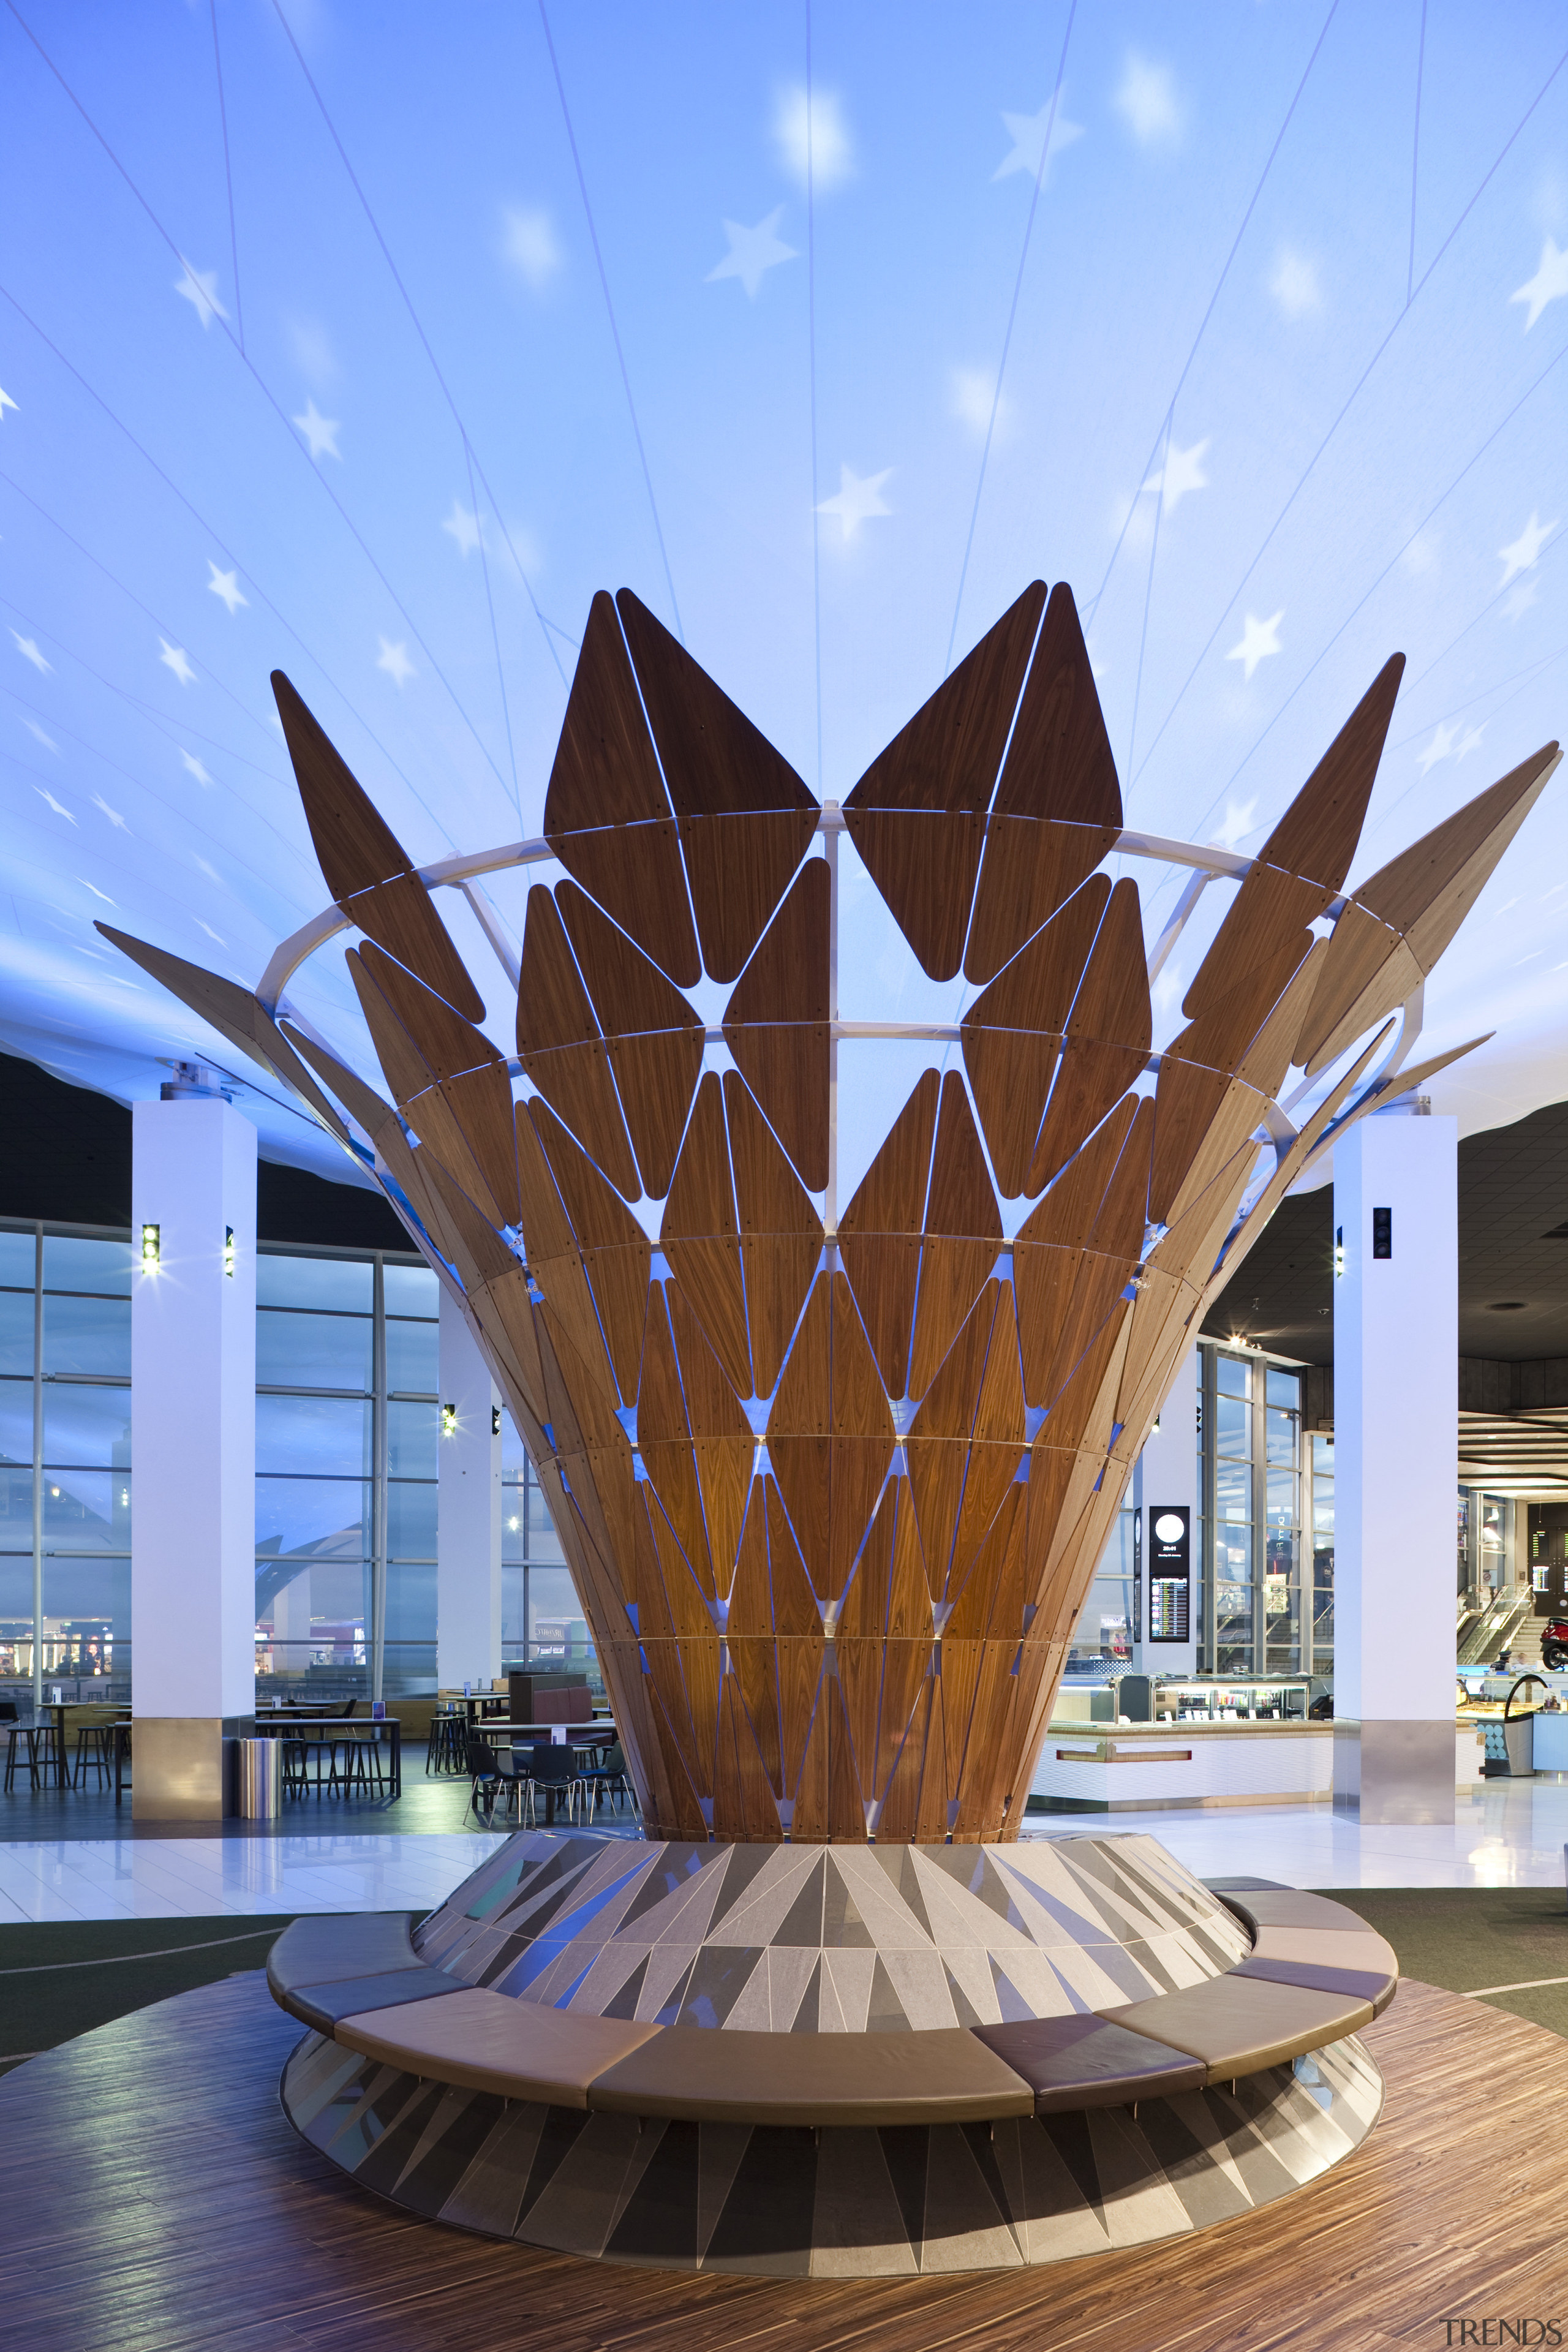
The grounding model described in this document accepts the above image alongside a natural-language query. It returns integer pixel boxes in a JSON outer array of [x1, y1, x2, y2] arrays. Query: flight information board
[[1147, 1505, 1191, 1642]]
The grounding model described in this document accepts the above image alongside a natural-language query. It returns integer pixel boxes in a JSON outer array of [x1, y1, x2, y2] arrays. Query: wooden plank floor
[[1, 1973, 1566, 2352]]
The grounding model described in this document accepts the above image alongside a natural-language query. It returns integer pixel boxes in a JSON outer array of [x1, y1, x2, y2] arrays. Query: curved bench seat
[[266, 1882, 1396, 2122]]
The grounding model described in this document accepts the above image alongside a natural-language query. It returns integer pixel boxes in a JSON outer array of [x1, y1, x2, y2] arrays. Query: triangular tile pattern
[[241, 592, 1543, 1843], [413, 1829, 1248, 2031], [284, 2010, 1380, 2277]]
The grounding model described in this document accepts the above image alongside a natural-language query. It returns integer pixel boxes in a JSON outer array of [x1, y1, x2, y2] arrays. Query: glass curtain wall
[[1197, 1345, 1313, 1675], [500, 1411, 599, 1686], [1065, 1506, 1136, 1673], [254, 1248, 439, 1700], [0, 1222, 132, 1702]]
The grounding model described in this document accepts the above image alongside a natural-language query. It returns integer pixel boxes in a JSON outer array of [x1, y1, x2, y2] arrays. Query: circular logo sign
[[1153, 1513, 1186, 1544]]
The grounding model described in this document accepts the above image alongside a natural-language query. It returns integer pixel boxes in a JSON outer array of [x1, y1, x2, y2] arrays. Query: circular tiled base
[[280, 2026, 1382, 2275]]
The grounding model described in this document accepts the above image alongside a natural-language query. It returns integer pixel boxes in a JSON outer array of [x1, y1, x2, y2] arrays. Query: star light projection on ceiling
[[1, 4, 1566, 1178], [100, 577, 1555, 1838]]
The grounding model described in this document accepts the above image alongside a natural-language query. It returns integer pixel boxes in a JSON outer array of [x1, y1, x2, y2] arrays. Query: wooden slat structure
[[101, 589, 1556, 1846], [2, 1973, 1565, 2342]]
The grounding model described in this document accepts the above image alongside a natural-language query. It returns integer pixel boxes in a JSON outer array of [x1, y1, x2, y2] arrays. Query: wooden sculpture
[[103, 582, 1558, 1844]]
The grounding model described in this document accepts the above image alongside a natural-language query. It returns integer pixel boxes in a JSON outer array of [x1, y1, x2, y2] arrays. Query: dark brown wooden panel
[[527, 1100, 650, 1404], [1014, 1096, 1149, 1411], [722, 859, 831, 1190], [767, 1272, 894, 1605], [1262, 652, 1404, 891], [355, 942, 521, 1225], [1027, 878, 1152, 1193], [838, 1066, 938, 1398], [516, 884, 639, 1198], [723, 1072, 823, 1398], [960, 876, 1106, 1196], [541, 591, 699, 984], [843, 581, 1046, 980], [617, 587, 820, 982], [559, 881, 704, 1197], [662, 1072, 753, 1396], [272, 670, 485, 1021], [347, 951, 517, 1232], [908, 1074, 1003, 1400], [638, 1284, 716, 1599], [966, 582, 1123, 983], [666, 1283, 753, 1601]]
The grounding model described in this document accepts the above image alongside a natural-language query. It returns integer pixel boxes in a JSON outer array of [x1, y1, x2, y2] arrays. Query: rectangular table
[[29, 1703, 131, 1791], [252, 1716, 402, 1798]]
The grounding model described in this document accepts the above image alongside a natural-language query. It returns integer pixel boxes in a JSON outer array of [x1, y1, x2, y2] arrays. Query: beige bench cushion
[[587, 2025, 1035, 2127], [1223, 1890, 1371, 1937], [266, 1911, 423, 1997], [970, 2015, 1206, 2112], [1096, 1975, 1374, 2082], [1250, 1923, 1399, 1976], [1234, 1954, 1398, 2018], [333, 1988, 662, 2108]]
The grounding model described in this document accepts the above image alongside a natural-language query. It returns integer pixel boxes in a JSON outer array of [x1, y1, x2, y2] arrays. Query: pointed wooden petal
[[1257, 652, 1404, 891], [838, 1067, 939, 1398], [722, 858, 831, 1189], [271, 671, 484, 1021], [542, 591, 699, 984], [516, 885, 639, 1198], [1027, 878, 1152, 1193], [1015, 1098, 1149, 1410], [723, 1071, 823, 1397], [960, 877, 1106, 1197], [909, 1074, 1004, 1398], [558, 881, 704, 1197], [843, 581, 1046, 981], [97, 925, 347, 1142], [966, 581, 1123, 982], [666, 1284, 753, 1600], [353, 942, 520, 1224], [527, 1099, 650, 1404], [661, 1072, 752, 1395], [617, 588, 820, 982], [1300, 743, 1561, 1074]]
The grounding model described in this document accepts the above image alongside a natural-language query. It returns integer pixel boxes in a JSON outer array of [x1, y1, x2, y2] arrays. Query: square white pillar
[[437, 1291, 502, 1693], [1333, 1106, 1458, 1822], [130, 1098, 256, 1817], [1133, 1348, 1199, 1681]]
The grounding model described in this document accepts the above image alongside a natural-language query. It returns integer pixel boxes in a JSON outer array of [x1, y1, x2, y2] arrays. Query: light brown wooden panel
[[949, 1297, 1027, 1596], [666, 1283, 753, 1602], [908, 1074, 1003, 1399], [662, 1072, 752, 1396], [838, 1066, 938, 1397], [723, 1072, 823, 1398], [726, 1486, 783, 1789], [278, 1019, 398, 1149], [1014, 1095, 1145, 1407], [907, 1283, 997, 1600], [558, 880, 704, 1197], [271, 670, 484, 1021], [959, 877, 1106, 1196], [768, 1273, 894, 1605], [766, 1481, 825, 1795], [722, 859, 830, 1189], [513, 1106, 617, 1404], [966, 582, 1123, 982], [99, 927, 348, 1144], [635, 1285, 715, 1599], [515, 884, 639, 1198], [1027, 877, 1152, 1193], [541, 591, 699, 984], [616, 587, 820, 982], [1148, 1050, 1235, 1226], [843, 581, 1046, 980], [527, 1099, 649, 1404]]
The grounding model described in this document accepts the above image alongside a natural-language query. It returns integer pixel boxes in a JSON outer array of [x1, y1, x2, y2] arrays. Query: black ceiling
[[0, 1051, 409, 1253], [1205, 1098, 1568, 1365]]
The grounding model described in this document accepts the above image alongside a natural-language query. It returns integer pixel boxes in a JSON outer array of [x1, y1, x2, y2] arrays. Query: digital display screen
[[1147, 1505, 1191, 1643]]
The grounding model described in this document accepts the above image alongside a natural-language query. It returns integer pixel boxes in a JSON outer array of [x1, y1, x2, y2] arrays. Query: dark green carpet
[[1313, 1887, 1568, 2038], [0, 1915, 300, 2072]]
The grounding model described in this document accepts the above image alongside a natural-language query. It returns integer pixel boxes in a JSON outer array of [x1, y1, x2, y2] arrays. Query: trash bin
[[1504, 1713, 1534, 1777], [237, 1736, 282, 1819]]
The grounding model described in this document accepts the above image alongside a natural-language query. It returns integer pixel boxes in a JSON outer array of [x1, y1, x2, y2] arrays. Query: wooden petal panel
[[666, 1284, 753, 1601], [558, 881, 704, 1197], [272, 670, 484, 1022], [965, 582, 1123, 984], [348, 949, 519, 1229], [722, 859, 831, 1190], [837, 1066, 938, 1397], [1014, 1097, 1150, 1409], [1027, 877, 1152, 1193], [516, 885, 638, 1197], [960, 876, 1107, 1196], [637, 1285, 715, 1599], [767, 1273, 894, 1605], [528, 1100, 649, 1403], [723, 1071, 823, 1398], [843, 581, 1045, 981], [542, 592, 699, 984], [908, 1074, 1003, 1399], [616, 588, 820, 982], [661, 1072, 752, 1396]]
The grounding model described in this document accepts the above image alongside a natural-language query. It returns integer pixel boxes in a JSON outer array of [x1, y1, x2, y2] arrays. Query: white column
[[1133, 1348, 1199, 1681], [130, 1097, 256, 1817], [1333, 1105, 1458, 1823], [437, 1291, 502, 1693]]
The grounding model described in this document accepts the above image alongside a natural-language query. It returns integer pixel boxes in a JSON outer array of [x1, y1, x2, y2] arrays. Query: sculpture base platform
[[271, 1829, 1391, 2276]]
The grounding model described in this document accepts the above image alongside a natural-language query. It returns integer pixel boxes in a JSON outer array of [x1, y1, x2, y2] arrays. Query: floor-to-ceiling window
[[501, 1410, 598, 1686], [0, 1223, 132, 1701], [1197, 1343, 1310, 1675]]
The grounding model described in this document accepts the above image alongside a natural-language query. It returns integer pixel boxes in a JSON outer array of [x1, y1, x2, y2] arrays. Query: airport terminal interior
[[2, 6, 1568, 2345]]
